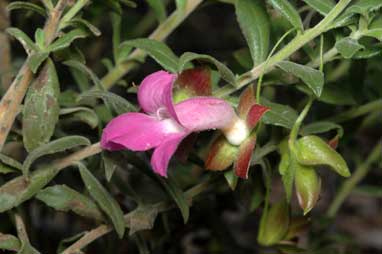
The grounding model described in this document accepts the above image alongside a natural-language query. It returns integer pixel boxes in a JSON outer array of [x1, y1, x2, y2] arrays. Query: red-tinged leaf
[[246, 104, 270, 129], [205, 135, 238, 171], [234, 134, 256, 179], [328, 135, 339, 149], [175, 67, 212, 96], [238, 85, 256, 118]]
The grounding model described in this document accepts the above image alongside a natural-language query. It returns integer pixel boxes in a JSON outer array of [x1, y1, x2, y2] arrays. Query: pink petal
[[151, 134, 187, 177], [138, 71, 178, 120], [175, 97, 235, 131], [101, 112, 185, 151], [246, 104, 270, 129], [234, 134, 256, 179]]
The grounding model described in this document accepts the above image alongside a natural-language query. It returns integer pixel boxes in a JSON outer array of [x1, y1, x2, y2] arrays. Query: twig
[[0, 0, 12, 91], [101, 0, 204, 89], [0, 0, 69, 151], [327, 141, 382, 218]]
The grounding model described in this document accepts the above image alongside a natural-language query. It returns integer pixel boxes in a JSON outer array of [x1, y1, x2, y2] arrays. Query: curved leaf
[[7, 1, 46, 17], [268, 0, 303, 31]]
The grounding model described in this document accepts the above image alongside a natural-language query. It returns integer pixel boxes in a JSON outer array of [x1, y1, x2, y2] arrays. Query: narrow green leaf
[[145, 0, 166, 23], [78, 89, 137, 114], [158, 175, 190, 223], [363, 29, 382, 41], [60, 107, 99, 128], [297, 83, 356, 105], [27, 52, 50, 73], [6, 27, 38, 54], [7, 1, 46, 17], [0, 164, 17, 174], [15, 215, 40, 254], [63, 60, 104, 90], [64, 18, 101, 36], [301, 0, 335, 15], [178, 52, 236, 86], [346, 0, 382, 16], [261, 99, 298, 129], [47, 29, 88, 52], [335, 37, 365, 59], [56, 232, 86, 253], [0, 154, 23, 171], [278, 140, 295, 201], [121, 38, 179, 73], [77, 163, 126, 238], [23, 59, 60, 151], [36, 185, 104, 221], [0, 233, 21, 252], [277, 61, 324, 97], [125, 203, 165, 235], [235, 0, 270, 66], [23, 136, 90, 176], [102, 153, 118, 182], [34, 28, 45, 49], [295, 135, 350, 177], [268, 0, 303, 31], [233, 48, 253, 69], [301, 121, 344, 137]]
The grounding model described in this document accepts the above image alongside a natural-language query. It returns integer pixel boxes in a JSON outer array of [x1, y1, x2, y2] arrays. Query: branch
[[101, 0, 204, 90], [0, 0, 70, 151], [0, 0, 12, 91]]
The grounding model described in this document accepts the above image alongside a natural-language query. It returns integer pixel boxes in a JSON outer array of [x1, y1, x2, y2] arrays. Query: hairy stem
[[327, 141, 382, 218], [214, 0, 352, 98], [0, 0, 69, 151], [101, 0, 204, 89]]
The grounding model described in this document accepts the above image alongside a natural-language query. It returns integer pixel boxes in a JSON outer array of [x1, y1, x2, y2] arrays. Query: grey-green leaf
[[277, 61, 324, 97], [7, 27, 39, 54], [7, 1, 46, 17], [346, 0, 382, 16], [63, 60, 104, 90], [23, 136, 90, 176], [0, 233, 20, 251], [268, 0, 303, 31], [145, 0, 166, 23], [77, 163, 125, 238], [178, 52, 236, 86], [295, 135, 350, 177], [125, 203, 166, 235], [261, 99, 298, 129], [0, 153, 23, 171], [47, 29, 88, 52], [36, 185, 104, 221], [302, 0, 335, 15], [23, 59, 60, 152], [335, 37, 365, 59], [27, 52, 50, 73], [60, 107, 99, 129], [235, 0, 270, 66], [121, 38, 179, 73], [301, 121, 344, 137], [63, 18, 101, 36]]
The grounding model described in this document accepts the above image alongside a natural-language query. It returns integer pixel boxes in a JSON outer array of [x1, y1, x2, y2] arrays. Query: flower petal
[[138, 71, 178, 120], [175, 97, 235, 131], [234, 134, 256, 179], [246, 104, 270, 129], [101, 112, 184, 151], [151, 134, 187, 177]]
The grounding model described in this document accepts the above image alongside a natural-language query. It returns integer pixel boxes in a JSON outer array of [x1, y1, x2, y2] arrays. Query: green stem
[[327, 141, 382, 218], [327, 99, 382, 123], [58, 0, 90, 30], [289, 97, 314, 150], [101, 0, 204, 90], [214, 0, 352, 98]]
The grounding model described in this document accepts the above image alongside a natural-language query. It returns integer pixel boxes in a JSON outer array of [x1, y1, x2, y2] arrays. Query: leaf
[[0, 167, 59, 213], [233, 48, 253, 69], [27, 52, 50, 73], [15, 215, 40, 254], [60, 107, 99, 128], [34, 28, 45, 49], [295, 135, 350, 177], [63, 18, 101, 36], [36, 185, 104, 221], [277, 61, 324, 97], [301, 0, 335, 15], [158, 175, 190, 223], [278, 141, 296, 202], [335, 37, 365, 59], [63, 60, 104, 89], [0, 233, 21, 251], [56, 232, 86, 253], [7, 27, 38, 54], [268, 0, 303, 31], [23, 59, 60, 152], [235, 0, 270, 66], [121, 39, 179, 73], [224, 170, 239, 191], [363, 29, 382, 41], [77, 163, 126, 238], [7, 1, 46, 17], [23, 136, 90, 176], [258, 200, 290, 246], [297, 83, 356, 105], [145, 0, 166, 23], [125, 203, 165, 235], [178, 52, 236, 86], [78, 89, 137, 114], [0, 153, 23, 171], [346, 0, 382, 16], [47, 29, 88, 52], [176, 0, 187, 12], [261, 99, 298, 129], [301, 121, 344, 137], [102, 152, 118, 182]]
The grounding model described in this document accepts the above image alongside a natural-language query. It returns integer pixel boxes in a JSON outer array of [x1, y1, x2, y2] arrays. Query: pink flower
[[101, 71, 235, 176]]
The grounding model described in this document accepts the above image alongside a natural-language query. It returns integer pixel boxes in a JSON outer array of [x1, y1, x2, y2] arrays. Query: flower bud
[[295, 164, 321, 215], [205, 135, 238, 171]]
